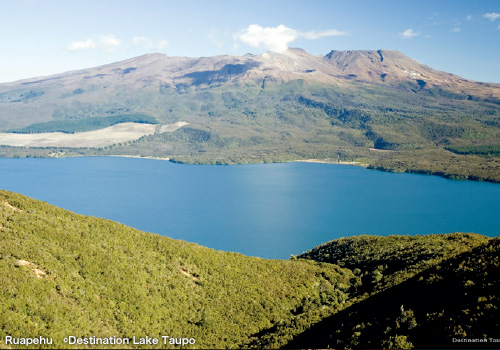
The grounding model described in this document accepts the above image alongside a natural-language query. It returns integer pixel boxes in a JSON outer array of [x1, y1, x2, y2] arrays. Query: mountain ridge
[[3, 48, 500, 94]]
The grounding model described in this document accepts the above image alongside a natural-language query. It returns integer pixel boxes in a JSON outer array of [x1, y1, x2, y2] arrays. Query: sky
[[0, 0, 499, 83]]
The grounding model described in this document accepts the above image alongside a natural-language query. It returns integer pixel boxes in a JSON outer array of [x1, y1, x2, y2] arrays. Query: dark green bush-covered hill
[[290, 235, 500, 349], [297, 233, 490, 294], [8, 114, 158, 134]]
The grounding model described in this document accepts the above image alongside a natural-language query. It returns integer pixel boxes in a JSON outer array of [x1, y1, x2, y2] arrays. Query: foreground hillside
[[0, 190, 354, 349], [0, 190, 498, 349], [0, 49, 499, 182], [291, 235, 500, 349]]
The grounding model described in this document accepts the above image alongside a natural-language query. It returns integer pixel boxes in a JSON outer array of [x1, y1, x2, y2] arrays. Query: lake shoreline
[[109, 154, 171, 161], [168, 157, 500, 184], [366, 164, 500, 184], [293, 158, 366, 166], [1, 151, 498, 184]]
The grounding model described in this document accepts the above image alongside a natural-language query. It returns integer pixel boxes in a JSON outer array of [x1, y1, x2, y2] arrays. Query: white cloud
[[132, 36, 169, 50], [67, 35, 121, 53], [99, 35, 121, 53], [484, 12, 500, 21], [399, 29, 420, 39], [451, 27, 461, 33], [466, 15, 473, 21], [236, 24, 346, 53], [301, 29, 347, 39], [67, 38, 96, 52], [238, 24, 296, 53]]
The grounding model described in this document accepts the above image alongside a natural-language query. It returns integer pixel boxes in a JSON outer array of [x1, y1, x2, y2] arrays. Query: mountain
[[1, 49, 499, 130], [0, 190, 497, 349], [0, 48, 343, 129], [0, 49, 499, 181], [324, 49, 500, 99]]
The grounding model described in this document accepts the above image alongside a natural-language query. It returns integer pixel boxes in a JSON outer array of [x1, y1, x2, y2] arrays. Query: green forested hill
[[0, 190, 498, 349], [290, 235, 500, 349], [0, 190, 353, 349], [297, 233, 490, 295]]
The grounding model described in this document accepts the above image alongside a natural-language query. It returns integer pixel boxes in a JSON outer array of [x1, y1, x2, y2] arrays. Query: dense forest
[[7, 114, 157, 134], [0, 190, 353, 349], [0, 190, 498, 349]]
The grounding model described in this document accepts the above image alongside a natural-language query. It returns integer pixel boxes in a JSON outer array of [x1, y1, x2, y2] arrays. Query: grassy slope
[[0, 190, 353, 349]]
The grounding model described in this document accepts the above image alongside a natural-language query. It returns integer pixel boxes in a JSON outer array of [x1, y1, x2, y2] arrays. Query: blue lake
[[1, 157, 499, 259]]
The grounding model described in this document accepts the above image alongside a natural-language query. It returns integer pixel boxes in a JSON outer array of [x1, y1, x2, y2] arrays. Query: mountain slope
[[0, 49, 499, 182], [0, 49, 345, 130], [1, 49, 499, 131], [323, 49, 500, 100]]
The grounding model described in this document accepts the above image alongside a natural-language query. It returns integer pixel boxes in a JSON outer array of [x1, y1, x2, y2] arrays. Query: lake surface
[[1, 157, 499, 259]]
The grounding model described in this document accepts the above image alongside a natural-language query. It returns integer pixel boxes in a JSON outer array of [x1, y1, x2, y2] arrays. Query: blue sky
[[0, 0, 499, 83]]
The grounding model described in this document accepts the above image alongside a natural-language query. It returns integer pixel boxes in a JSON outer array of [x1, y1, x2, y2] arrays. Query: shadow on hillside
[[178, 62, 260, 86], [282, 240, 500, 349]]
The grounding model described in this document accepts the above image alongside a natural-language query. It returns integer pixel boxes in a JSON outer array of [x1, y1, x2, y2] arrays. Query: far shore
[[294, 158, 367, 166], [109, 155, 171, 161], [107, 155, 368, 166], [2, 153, 496, 183]]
